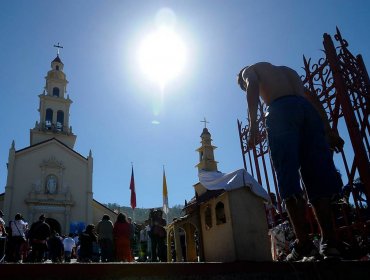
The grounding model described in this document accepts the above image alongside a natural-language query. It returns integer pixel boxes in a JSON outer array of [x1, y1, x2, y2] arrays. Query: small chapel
[[167, 126, 272, 262], [0, 52, 116, 234]]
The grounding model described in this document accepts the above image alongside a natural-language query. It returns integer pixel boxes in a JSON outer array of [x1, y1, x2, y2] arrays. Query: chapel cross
[[53, 42, 64, 55], [200, 117, 209, 128]]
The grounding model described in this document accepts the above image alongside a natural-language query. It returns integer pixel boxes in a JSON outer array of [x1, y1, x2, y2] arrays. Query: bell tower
[[195, 119, 218, 172], [30, 46, 76, 148]]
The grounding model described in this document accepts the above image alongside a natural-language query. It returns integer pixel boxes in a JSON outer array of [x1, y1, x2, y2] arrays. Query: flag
[[130, 166, 136, 210], [163, 168, 169, 214]]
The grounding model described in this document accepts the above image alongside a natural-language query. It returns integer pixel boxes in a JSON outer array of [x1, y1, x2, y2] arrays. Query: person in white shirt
[[63, 233, 76, 262], [10, 213, 28, 262]]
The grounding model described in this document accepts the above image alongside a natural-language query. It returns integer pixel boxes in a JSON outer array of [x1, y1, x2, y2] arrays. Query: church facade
[[0, 53, 116, 234]]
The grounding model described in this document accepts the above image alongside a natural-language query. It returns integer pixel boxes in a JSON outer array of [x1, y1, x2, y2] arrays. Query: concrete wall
[[31, 130, 76, 150], [228, 188, 271, 261], [0, 194, 4, 215], [199, 187, 271, 262]]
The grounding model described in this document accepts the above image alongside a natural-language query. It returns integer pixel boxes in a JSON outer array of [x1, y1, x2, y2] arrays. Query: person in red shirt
[[113, 213, 133, 262]]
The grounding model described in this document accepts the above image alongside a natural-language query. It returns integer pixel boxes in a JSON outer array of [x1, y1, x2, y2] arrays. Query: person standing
[[47, 231, 64, 263], [145, 223, 152, 259], [78, 224, 98, 262], [96, 214, 114, 262], [0, 211, 7, 263], [0, 211, 6, 237], [28, 214, 51, 262], [237, 62, 343, 261], [128, 217, 136, 260], [63, 233, 76, 263], [113, 213, 132, 262], [9, 213, 28, 262], [150, 209, 166, 262], [139, 223, 149, 261]]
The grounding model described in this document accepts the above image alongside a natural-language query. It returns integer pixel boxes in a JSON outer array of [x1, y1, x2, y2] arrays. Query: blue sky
[[0, 1, 369, 209]]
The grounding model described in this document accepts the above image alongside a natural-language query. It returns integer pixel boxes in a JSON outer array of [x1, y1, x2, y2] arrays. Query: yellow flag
[[163, 169, 169, 214]]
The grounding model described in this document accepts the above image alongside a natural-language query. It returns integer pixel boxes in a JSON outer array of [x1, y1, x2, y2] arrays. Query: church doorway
[[45, 218, 61, 234]]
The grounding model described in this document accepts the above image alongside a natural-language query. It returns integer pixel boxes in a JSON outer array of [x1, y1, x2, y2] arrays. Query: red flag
[[129, 166, 136, 209]]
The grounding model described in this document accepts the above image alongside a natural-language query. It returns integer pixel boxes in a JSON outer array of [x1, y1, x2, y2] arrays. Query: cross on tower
[[53, 43, 63, 55], [200, 117, 210, 128]]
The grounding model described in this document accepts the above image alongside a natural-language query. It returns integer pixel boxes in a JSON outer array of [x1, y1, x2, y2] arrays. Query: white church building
[[0, 53, 116, 234]]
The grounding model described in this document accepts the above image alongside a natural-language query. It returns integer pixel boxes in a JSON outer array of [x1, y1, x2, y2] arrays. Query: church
[[167, 126, 272, 262], [0, 53, 116, 234]]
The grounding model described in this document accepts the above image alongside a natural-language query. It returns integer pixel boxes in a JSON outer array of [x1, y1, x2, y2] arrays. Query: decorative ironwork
[[302, 55, 340, 124]]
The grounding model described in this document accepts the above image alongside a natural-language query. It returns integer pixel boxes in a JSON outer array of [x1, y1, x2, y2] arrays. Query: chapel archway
[[167, 221, 200, 262]]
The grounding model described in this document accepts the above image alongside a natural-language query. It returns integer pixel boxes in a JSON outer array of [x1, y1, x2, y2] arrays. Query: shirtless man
[[237, 62, 343, 261]]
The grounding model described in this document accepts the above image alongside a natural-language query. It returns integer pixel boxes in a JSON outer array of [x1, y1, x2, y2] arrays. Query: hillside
[[104, 203, 184, 224]]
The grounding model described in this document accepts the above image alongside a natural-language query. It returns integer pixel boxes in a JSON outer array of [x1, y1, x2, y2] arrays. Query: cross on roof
[[53, 42, 63, 55], [200, 117, 209, 128]]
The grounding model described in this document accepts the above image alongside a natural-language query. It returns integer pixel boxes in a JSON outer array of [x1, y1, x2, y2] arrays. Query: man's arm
[[244, 70, 260, 147], [304, 88, 344, 152]]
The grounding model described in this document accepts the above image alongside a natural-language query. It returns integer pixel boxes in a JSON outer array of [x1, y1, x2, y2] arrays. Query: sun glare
[[139, 26, 186, 89]]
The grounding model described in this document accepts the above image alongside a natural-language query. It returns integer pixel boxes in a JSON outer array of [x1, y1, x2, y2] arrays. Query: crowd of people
[[0, 209, 167, 263]]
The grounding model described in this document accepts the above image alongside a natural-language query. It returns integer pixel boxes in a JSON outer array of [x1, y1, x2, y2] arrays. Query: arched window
[[45, 108, 53, 130], [56, 65, 59, 71], [56, 110, 64, 131], [204, 206, 212, 230], [216, 202, 226, 225], [52, 87, 60, 97]]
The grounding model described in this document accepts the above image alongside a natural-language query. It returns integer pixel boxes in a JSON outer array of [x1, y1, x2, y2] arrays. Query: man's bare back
[[240, 62, 305, 105], [237, 62, 309, 147]]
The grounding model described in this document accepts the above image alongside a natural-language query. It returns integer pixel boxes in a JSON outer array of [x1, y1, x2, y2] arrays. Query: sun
[[138, 26, 186, 89]]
